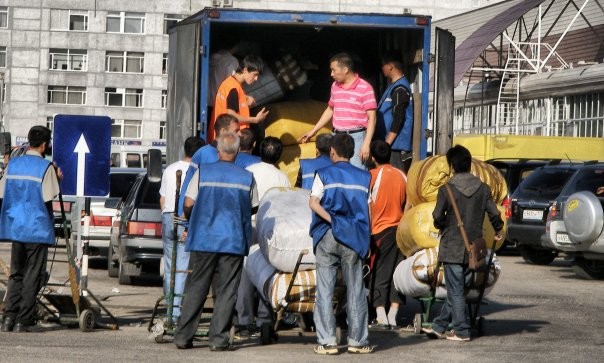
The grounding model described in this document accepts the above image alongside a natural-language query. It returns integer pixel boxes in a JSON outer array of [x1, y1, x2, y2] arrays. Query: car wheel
[[573, 257, 604, 280], [518, 245, 558, 265], [118, 255, 134, 285], [107, 241, 118, 278]]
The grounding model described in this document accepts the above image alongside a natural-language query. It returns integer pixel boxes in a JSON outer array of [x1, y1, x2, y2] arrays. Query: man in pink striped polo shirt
[[299, 53, 377, 169]]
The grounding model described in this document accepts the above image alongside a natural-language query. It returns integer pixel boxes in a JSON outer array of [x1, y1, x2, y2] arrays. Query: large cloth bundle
[[256, 187, 316, 272], [268, 269, 346, 312], [393, 247, 501, 299], [396, 202, 507, 257], [396, 201, 440, 257], [274, 54, 308, 91], [278, 142, 318, 187], [263, 101, 330, 146], [406, 155, 508, 207], [243, 65, 285, 107], [244, 244, 276, 301]]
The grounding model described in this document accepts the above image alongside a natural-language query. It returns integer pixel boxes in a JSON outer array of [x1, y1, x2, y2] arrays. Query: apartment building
[[0, 0, 500, 145]]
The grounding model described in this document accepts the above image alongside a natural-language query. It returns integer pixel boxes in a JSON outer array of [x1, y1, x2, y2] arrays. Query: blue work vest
[[235, 152, 261, 169], [310, 162, 371, 258], [376, 76, 413, 152], [299, 155, 332, 190], [186, 161, 253, 256], [0, 155, 55, 244]]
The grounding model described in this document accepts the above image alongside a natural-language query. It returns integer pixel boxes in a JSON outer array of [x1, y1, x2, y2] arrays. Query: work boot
[[1, 316, 15, 332]]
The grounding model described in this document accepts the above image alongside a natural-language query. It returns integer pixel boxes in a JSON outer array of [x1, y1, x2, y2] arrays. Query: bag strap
[[444, 184, 472, 254]]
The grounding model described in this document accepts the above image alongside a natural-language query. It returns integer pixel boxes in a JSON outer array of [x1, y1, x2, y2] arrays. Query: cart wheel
[[477, 317, 485, 337], [154, 333, 165, 343], [79, 309, 96, 332], [413, 313, 423, 334]]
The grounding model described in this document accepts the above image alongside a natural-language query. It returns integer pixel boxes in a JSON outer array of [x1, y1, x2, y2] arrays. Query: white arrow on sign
[[74, 134, 90, 197]]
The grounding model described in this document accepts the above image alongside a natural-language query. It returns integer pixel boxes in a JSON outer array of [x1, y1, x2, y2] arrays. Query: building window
[[163, 14, 185, 34], [47, 85, 86, 105], [160, 121, 166, 139], [107, 12, 145, 34], [49, 49, 87, 71], [112, 119, 142, 138], [46, 116, 54, 132], [162, 53, 168, 75], [161, 90, 167, 109], [105, 51, 144, 73], [0, 7, 8, 29], [105, 88, 143, 108], [1, 83, 5, 103], [50, 9, 88, 31], [0, 46, 6, 68]]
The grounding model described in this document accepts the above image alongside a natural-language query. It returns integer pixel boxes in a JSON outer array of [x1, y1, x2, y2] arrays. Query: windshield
[[110, 173, 141, 199], [514, 167, 575, 200], [565, 167, 604, 195]]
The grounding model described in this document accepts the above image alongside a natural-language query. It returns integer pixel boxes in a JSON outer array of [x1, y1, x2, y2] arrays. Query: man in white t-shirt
[[159, 136, 204, 321], [235, 136, 290, 337]]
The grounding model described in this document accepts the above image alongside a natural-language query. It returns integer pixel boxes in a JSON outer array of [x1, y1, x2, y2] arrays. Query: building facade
[[0, 0, 500, 145]]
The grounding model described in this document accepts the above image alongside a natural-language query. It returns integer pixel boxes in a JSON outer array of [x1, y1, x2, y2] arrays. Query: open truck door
[[166, 21, 200, 165], [432, 27, 456, 155]]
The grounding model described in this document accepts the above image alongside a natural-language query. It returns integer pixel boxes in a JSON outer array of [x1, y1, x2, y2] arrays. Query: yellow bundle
[[278, 142, 318, 186], [396, 202, 441, 257], [406, 155, 508, 207], [263, 100, 331, 146]]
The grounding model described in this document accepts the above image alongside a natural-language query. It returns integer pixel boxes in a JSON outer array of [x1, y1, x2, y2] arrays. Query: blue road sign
[[53, 115, 111, 197]]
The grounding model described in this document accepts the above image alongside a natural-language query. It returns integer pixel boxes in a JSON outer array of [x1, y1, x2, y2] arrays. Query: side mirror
[[147, 148, 163, 183], [104, 197, 121, 209]]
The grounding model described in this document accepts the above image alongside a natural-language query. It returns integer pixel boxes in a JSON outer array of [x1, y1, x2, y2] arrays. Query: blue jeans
[[343, 130, 367, 170], [314, 229, 369, 347], [162, 213, 189, 318], [431, 263, 470, 337]]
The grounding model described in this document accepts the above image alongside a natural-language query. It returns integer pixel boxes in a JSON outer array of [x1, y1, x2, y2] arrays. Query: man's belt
[[333, 127, 366, 135]]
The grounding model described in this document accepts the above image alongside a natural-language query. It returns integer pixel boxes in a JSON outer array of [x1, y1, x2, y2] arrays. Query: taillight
[[549, 204, 558, 219], [52, 201, 72, 213], [503, 196, 512, 219], [90, 216, 112, 227], [126, 221, 162, 237]]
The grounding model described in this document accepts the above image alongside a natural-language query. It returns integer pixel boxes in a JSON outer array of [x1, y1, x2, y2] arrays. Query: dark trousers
[[390, 150, 412, 174], [4, 242, 49, 325], [174, 252, 243, 347], [369, 226, 404, 307]]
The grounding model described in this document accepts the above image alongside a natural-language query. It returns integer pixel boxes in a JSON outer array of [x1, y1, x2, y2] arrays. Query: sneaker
[[368, 319, 390, 331], [445, 330, 471, 342], [314, 344, 339, 355], [347, 345, 374, 354], [421, 327, 444, 339]]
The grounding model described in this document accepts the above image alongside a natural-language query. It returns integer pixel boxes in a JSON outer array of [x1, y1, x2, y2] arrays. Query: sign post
[[53, 115, 111, 293]]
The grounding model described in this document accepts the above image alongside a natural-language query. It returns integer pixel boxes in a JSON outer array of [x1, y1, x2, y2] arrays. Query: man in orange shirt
[[209, 55, 269, 144], [368, 140, 406, 330]]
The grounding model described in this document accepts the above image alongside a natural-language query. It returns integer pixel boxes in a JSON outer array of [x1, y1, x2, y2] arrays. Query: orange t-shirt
[[370, 164, 407, 235], [209, 76, 250, 143]]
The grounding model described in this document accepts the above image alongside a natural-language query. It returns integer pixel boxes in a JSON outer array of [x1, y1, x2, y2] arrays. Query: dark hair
[[28, 125, 51, 148], [315, 133, 332, 156], [381, 51, 404, 71], [370, 140, 391, 164], [329, 52, 355, 73], [184, 136, 205, 158], [446, 145, 472, 173], [214, 113, 238, 137], [330, 133, 354, 159], [236, 55, 264, 74], [259, 136, 283, 165], [239, 128, 255, 152]]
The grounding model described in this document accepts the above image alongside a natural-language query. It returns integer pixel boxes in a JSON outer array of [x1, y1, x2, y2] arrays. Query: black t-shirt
[[389, 85, 411, 134], [226, 89, 239, 113]]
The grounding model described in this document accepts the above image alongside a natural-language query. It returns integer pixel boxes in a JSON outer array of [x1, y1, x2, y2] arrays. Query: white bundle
[[393, 247, 501, 298], [243, 245, 276, 301], [256, 188, 316, 272]]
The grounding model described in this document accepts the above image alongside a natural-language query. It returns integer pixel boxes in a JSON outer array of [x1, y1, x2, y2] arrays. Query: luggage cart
[[260, 249, 347, 345], [413, 251, 497, 337]]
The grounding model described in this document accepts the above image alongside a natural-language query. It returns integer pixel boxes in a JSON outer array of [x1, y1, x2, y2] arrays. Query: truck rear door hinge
[[199, 45, 206, 56]]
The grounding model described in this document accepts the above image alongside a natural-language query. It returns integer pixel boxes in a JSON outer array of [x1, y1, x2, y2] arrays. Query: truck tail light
[[502, 196, 512, 219], [126, 221, 162, 237], [90, 216, 112, 227]]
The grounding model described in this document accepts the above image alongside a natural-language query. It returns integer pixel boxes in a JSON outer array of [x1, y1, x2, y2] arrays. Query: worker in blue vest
[[296, 133, 333, 190], [0, 126, 61, 333], [309, 133, 373, 355], [174, 131, 258, 351], [375, 52, 414, 173]]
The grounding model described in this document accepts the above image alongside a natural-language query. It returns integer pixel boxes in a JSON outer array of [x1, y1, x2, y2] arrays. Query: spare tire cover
[[563, 191, 604, 244]]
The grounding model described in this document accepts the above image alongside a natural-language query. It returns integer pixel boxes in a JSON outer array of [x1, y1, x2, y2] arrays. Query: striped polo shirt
[[328, 75, 377, 131]]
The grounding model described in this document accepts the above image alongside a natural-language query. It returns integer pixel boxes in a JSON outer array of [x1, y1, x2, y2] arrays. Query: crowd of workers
[[0, 48, 503, 355]]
